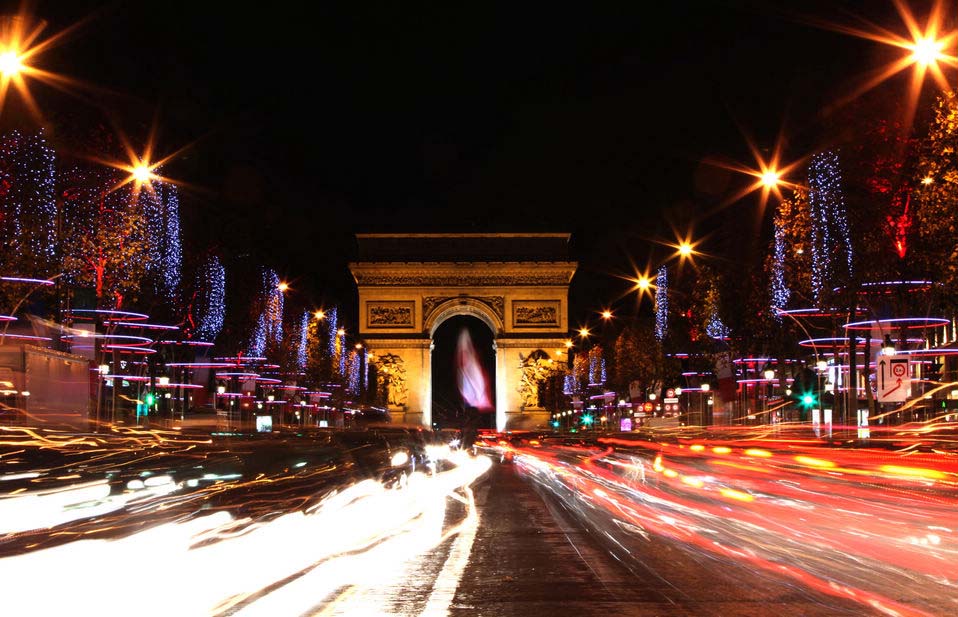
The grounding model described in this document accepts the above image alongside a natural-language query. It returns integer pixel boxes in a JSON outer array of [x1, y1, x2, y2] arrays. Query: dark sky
[[14, 0, 930, 331]]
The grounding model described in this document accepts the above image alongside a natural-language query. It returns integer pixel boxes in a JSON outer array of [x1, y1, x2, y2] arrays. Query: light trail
[[0, 427, 491, 615], [499, 429, 958, 616]]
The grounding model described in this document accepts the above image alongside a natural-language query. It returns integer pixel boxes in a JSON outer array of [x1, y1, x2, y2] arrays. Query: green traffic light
[[145, 393, 155, 406], [551, 420, 560, 428], [801, 393, 814, 406], [581, 415, 593, 425]]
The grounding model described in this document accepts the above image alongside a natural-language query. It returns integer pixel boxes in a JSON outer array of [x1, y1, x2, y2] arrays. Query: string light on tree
[[808, 150, 853, 301], [249, 268, 283, 356], [655, 265, 668, 341], [0, 129, 56, 271], [195, 254, 225, 341], [296, 310, 308, 370], [770, 213, 790, 315]]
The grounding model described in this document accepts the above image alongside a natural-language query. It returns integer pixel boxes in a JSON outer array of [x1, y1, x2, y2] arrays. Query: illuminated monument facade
[[349, 233, 577, 431]]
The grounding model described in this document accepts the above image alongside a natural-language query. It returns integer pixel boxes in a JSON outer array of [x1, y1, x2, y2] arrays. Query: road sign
[[877, 355, 910, 403], [666, 388, 675, 398]]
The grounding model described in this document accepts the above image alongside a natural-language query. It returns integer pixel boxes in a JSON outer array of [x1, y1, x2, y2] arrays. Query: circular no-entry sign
[[892, 363, 907, 378]]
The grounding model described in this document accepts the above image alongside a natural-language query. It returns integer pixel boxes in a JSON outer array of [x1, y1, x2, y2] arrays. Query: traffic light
[[581, 414, 593, 426], [800, 392, 816, 407], [551, 420, 560, 428], [144, 392, 155, 406]]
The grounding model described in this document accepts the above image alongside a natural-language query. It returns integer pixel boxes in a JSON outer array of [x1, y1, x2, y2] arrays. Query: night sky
[[13, 0, 934, 330]]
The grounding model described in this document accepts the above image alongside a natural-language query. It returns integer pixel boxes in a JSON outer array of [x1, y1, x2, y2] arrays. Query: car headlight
[[390, 451, 409, 467], [425, 444, 451, 461]]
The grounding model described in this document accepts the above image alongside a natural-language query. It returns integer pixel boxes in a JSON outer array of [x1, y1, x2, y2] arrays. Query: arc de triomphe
[[349, 233, 577, 431]]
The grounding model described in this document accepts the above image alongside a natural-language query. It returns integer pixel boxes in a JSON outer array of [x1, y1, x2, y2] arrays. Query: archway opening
[[431, 314, 496, 430]]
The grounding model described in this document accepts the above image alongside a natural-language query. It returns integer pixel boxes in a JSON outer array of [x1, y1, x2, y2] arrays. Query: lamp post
[[700, 383, 710, 425], [763, 368, 775, 423]]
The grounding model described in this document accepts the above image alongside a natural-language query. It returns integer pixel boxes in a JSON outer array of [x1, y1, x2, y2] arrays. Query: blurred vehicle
[[331, 430, 416, 487]]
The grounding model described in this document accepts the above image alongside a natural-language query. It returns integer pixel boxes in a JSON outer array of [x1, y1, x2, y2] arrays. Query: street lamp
[[0, 50, 23, 77], [314, 310, 325, 320]]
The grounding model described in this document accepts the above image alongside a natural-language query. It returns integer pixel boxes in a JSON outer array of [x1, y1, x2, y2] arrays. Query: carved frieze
[[358, 273, 571, 286], [350, 261, 577, 287], [513, 300, 560, 327], [366, 301, 414, 328], [422, 295, 504, 322]]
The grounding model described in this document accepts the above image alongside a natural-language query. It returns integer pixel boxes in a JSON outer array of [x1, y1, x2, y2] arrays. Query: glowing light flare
[[0, 13, 90, 120], [910, 36, 946, 66], [578, 327, 590, 338], [706, 131, 802, 221], [760, 169, 781, 188], [819, 0, 958, 126], [0, 49, 22, 76]]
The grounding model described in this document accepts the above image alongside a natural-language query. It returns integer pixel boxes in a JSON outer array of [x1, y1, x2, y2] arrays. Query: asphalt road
[[442, 458, 866, 617], [2, 428, 951, 616]]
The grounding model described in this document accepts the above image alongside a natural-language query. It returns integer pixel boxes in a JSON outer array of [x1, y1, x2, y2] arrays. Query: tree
[[914, 90, 958, 306], [610, 320, 661, 397], [58, 129, 156, 310]]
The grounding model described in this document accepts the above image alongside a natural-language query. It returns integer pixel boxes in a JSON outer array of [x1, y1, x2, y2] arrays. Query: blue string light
[[0, 129, 57, 269], [808, 151, 853, 302], [296, 310, 308, 370], [196, 254, 225, 340], [249, 268, 283, 356], [770, 212, 790, 315], [655, 265, 668, 341]]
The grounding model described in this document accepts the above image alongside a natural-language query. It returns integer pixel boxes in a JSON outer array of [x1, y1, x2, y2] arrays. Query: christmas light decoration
[[655, 265, 668, 341], [140, 180, 182, 302], [249, 268, 283, 357], [346, 350, 361, 394], [0, 129, 56, 270], [770, 214, 789, 315], [160, 183, 182, 299], [361, 347, 368, 392], [808, 151, 853, 301], [325, 306, 338, 360], [296, 310, 308, 370], [195, 254, 225, 341]]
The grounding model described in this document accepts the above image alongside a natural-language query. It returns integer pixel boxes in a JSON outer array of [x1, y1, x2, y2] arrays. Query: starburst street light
[[0, 12, 89, 119], [0, 49, 22, 77], [910, 36, 946, 66], [760, 170, 781, 188], [820, 0, 957, 125], [578, 327, 590, 338], [277, 282, 289, 292], [131, 164, 154, 184], [601, 310, 613, 320]]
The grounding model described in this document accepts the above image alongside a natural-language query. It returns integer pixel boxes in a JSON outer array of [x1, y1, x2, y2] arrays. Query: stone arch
[[350, 233, 577, 430], [425, 297, 503, 338]]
